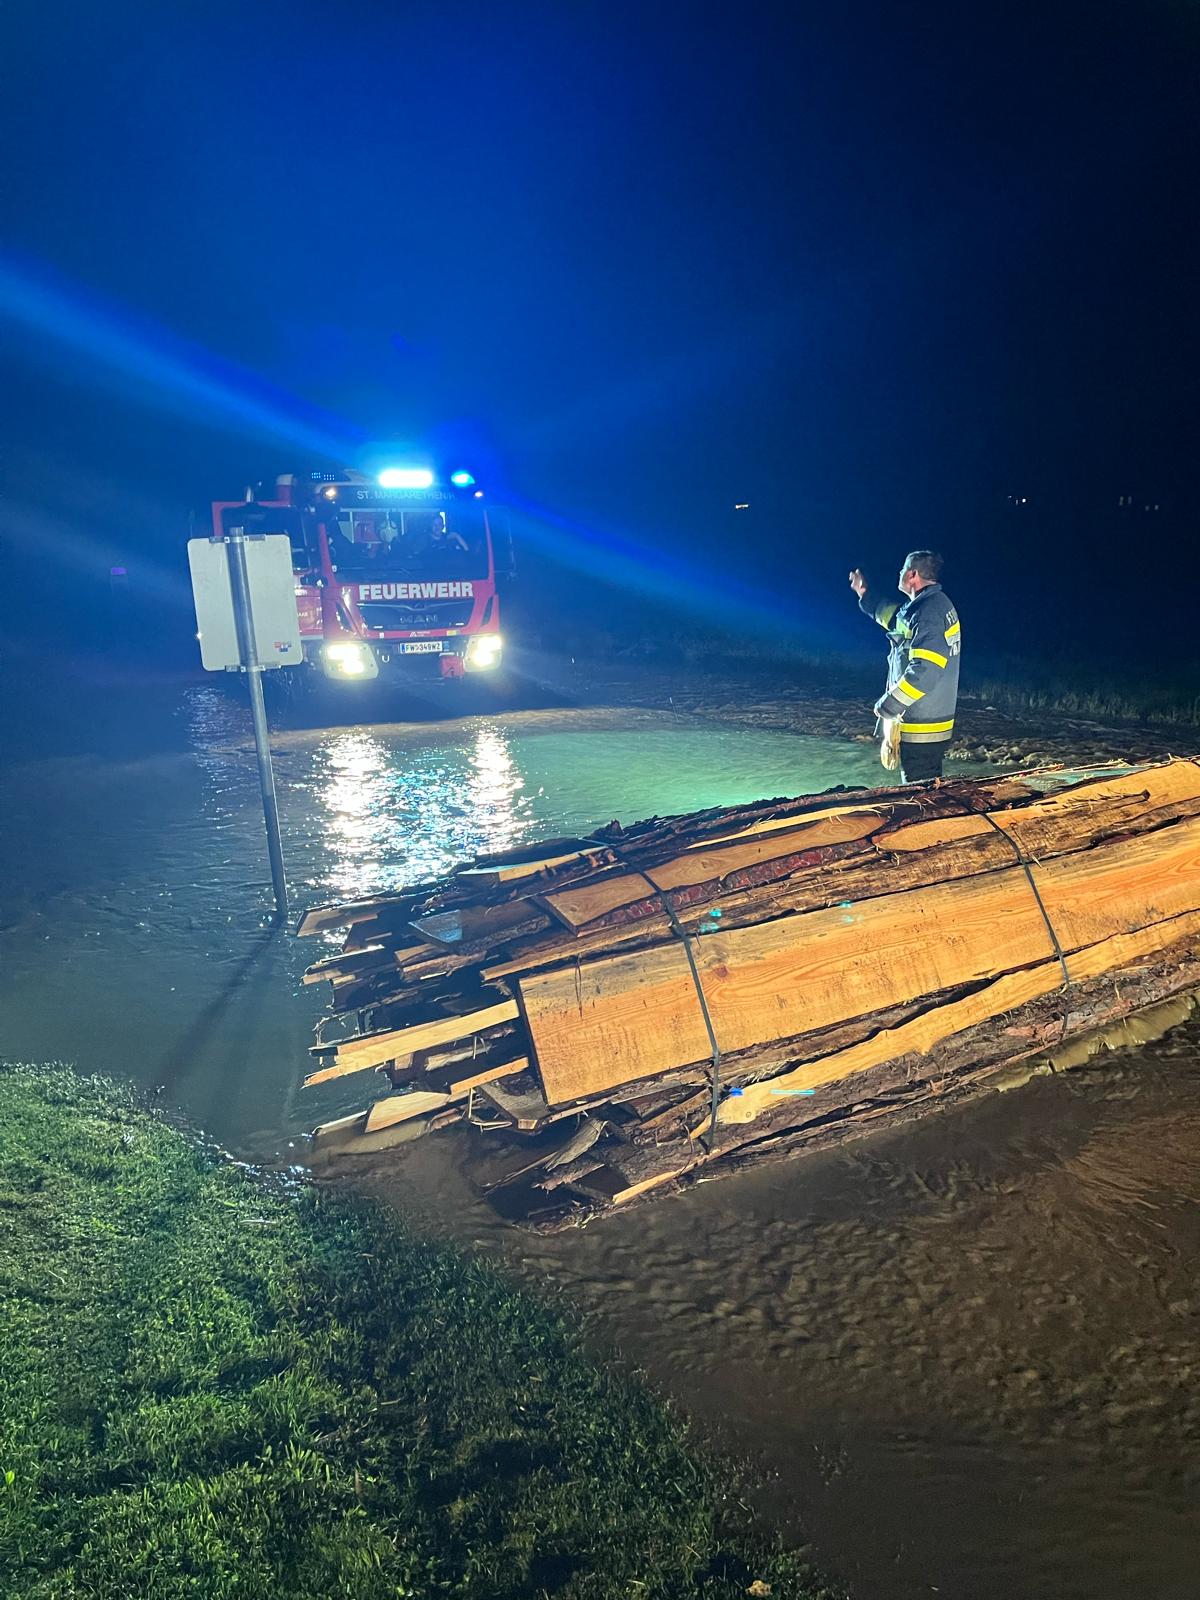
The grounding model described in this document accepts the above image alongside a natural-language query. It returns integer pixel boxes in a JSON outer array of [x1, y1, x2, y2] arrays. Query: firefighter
[[428, 512, 468, 554], [849, 550, 961, 783]]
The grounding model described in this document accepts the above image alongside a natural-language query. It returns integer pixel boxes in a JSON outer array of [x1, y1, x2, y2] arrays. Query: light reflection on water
[[316, 726, 533, 901]]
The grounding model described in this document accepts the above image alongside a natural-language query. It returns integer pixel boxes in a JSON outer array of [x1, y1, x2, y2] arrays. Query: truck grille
[[358, 601, 472, 631]]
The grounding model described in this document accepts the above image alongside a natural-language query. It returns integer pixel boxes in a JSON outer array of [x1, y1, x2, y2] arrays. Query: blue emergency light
[[378, 468, 434, 489]]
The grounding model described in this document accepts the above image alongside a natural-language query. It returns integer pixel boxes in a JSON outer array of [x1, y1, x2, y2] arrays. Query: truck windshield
[[324, 506, 490, 579], [219, 504, 308, 565]]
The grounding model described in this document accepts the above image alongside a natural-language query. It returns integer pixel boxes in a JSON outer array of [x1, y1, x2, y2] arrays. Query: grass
[[523, 619, 1200, 731], [966, 672, 1200, 729], [0, 1063, 837, 1600]]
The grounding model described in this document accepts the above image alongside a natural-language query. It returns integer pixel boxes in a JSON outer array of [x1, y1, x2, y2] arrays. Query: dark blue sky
[[2, 0, 1196, 657]]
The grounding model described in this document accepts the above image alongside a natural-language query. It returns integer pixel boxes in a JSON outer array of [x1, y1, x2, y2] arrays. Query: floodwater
[[0, 680, 899, 1153], [2, 673, 1197, 1600], [366, 1022, 1200, 1600]]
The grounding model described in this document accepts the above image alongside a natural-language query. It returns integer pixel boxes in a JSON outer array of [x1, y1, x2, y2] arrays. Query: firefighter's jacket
[[860, 582, 961, 744]]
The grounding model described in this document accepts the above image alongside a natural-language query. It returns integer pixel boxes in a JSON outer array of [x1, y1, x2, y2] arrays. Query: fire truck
[[209, 467, 507, 683]]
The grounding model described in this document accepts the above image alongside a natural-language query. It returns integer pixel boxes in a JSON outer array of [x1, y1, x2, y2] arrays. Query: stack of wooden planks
[[299, 758, 1200, 1224]]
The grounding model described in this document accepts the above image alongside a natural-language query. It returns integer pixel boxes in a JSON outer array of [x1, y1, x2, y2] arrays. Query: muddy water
[[361, 1026, 1200, 1600], [2, 678, 1196, 1598]]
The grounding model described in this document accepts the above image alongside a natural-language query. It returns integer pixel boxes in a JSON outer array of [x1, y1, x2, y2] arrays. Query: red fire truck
[[209, 467, 507, 683]]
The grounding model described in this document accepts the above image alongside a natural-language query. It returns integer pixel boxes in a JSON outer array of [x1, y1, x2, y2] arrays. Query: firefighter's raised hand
[[849, 568, 867, 598]]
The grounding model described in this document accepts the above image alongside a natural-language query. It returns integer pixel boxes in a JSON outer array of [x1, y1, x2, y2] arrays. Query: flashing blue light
[[449, 470, 475, 487], [378, 467, 434, 489]]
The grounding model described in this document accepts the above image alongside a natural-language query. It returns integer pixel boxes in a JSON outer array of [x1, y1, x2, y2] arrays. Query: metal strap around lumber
[[969, 806, 1072, 989], [609, 848, 725, 1150]]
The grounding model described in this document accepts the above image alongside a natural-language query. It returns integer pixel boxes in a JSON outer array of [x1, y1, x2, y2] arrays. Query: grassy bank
[[0, 1064, 836, 1600]]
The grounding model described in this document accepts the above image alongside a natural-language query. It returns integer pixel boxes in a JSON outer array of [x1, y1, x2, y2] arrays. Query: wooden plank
[[670, 777, 1031, 852], [683, 798, 897, 849], [494, 765, 1200, 972], [544, 1116, 607, 1168], [477, 1080, 554, 1131], [455, 848, 605, 885], [448, 1057, 530, 1096], [880, 761, 1200, 854], [309, 1109, 369, 1144], [303, 999, 519, 1087], [538, 1155, 608, 1192], [646, 811, 885, 891], [520, 815, 1200, 1104], [475, 1080, 606, 1131], [302, 945, 400, 985], [717, 905, 1200, 1128], [568, 1148, 702, 1204], [298, 898, 417, 939], [483, 914, 676, 980], [409, 902, 550, 948], [632, 1086, 712, 1133], [365, 1091, 452, 1132], [539, 871, 659, 930], [539, 813, 885, 930], [296, 903, 355, 937]]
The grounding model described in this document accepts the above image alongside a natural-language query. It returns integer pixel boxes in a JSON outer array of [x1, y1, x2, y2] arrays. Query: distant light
[[322, 486, 339, 500], [378, 468, 434, 489], [734, 503, 750, 511], [449, 470, 475, 487], [473, 489, 484, 499]]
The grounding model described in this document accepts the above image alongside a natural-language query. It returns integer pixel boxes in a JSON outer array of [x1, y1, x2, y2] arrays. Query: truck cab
[[210, 468, 507, 683]]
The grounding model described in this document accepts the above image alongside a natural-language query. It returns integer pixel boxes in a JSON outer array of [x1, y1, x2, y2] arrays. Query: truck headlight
[[322, 640, 377, 679], [464, 633, 503, 670]]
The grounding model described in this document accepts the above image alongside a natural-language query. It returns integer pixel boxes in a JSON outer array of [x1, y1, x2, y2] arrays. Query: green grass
[[966, 674, 1200, 728], [0, 1064, 837, 1600]]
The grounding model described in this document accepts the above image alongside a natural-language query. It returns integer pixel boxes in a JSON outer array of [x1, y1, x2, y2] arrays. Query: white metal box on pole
[[187, 534, 302, 672]]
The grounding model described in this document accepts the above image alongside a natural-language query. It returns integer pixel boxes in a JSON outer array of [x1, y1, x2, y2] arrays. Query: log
[[538, 810, 887, 929], [475, 765, 1200, 985], [519, 813, 1200, 1104], [535, 764, 1200, 946], [714, 904, 1200, 1128]]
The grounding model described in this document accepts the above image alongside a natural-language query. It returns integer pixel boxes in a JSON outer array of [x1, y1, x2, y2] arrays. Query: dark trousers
[[900, 741, 947, 784]]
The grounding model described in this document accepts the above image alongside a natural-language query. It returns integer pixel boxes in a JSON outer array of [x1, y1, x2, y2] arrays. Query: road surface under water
[[1, 677, 1196, 1600]]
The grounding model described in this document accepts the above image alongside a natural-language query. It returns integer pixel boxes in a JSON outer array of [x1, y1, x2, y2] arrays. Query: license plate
[[400, 641, 444, 655]]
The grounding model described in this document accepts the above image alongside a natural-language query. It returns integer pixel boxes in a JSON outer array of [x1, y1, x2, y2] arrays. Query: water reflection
[[316, 724, 534, 902], [181, 685, 251, 798], [466, 728, 527, 856]]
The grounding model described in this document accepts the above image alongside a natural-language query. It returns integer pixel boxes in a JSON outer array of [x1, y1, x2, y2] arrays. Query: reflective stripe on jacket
[[860, 582, 961, 744]]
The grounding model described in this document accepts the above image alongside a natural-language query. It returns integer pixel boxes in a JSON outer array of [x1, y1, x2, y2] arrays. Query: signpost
[[187, 528, 300, 924]]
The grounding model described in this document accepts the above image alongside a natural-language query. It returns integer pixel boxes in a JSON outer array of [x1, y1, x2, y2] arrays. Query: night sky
[[2, 1, 1196, 666]]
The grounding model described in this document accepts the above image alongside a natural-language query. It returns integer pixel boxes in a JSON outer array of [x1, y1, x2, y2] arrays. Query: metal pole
[[226, 528, 289, 924]]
